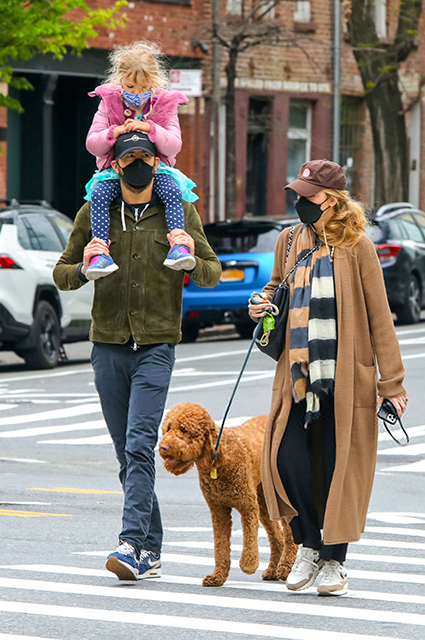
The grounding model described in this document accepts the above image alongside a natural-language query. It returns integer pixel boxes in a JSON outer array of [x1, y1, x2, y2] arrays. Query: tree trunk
[[225, 46, 238, 218], [364, 73, 408, 204]]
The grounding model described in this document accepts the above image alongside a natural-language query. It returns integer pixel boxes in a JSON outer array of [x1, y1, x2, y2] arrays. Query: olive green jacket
[[53, 200, 221, 345]]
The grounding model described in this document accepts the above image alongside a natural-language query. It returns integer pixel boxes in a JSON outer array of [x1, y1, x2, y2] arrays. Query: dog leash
[[211, 296, 272, 479]]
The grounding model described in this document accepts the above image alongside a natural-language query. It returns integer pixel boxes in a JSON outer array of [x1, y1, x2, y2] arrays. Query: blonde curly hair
[[105, 41, 169, 90], [317, 189, 368, 248]]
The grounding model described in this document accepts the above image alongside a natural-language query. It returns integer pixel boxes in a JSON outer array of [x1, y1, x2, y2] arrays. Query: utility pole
[[209, 0, 221, 222], [332, 0, 341, 164]]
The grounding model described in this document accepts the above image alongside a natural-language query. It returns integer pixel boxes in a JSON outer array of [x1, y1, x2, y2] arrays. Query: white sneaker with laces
[[286, 546, 324, 591], [317, 559, 348, 596]]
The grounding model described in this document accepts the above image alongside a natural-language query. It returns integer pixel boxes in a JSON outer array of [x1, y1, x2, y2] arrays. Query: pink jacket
[[86, 84, 188, 170]]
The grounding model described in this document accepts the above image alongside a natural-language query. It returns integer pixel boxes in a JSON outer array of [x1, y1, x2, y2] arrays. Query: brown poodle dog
[[159, 402, 298, 587]]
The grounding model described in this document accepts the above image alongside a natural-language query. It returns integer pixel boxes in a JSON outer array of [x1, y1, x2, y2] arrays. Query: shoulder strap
[[279, 242, 321, 287], [284, 226, 294, 266]]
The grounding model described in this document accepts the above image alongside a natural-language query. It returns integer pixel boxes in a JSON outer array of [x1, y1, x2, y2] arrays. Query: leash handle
[[212, 322, 264, 462]]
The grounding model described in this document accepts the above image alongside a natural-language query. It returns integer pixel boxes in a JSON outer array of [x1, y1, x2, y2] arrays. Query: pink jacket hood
[[86, 84, 188, 170]]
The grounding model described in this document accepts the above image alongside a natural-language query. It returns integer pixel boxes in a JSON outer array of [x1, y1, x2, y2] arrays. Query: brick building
[[1, 0, 425, 222]]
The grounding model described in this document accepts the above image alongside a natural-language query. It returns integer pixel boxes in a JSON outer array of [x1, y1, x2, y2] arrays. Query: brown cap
[[284, 159, 347, 197]]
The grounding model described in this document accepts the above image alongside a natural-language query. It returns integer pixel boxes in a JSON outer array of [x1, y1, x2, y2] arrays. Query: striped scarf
[[288, 225, 337, 424]]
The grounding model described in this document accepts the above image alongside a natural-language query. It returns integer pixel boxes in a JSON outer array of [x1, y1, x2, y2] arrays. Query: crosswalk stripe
[[0, 635, 57, 640], [162, 541, 425, 566], [0, 404, 101, 428], [41, 434, 112, 445], [383, 459, 425, 472], [0, 599, 418, 639], [0, 419, 106, 439], [3, 565, 425, 605], [72, 551, 425, 584], [365, 525, 425, 538], [0, 576, 424, 628], [379, 442, 425, 456]]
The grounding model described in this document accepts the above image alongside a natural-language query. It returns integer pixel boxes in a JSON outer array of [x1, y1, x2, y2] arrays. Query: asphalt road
[[0, 321, 424, 640]]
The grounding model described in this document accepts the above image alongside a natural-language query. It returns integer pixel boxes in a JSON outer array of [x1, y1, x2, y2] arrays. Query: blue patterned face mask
[[122, 89, 151, 108]]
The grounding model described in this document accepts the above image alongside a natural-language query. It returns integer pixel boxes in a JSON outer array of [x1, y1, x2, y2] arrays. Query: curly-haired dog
[[159, 402, 297, 587]]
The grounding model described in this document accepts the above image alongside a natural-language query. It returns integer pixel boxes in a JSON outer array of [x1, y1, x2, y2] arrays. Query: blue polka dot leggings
[[90, 174, 185, 243]]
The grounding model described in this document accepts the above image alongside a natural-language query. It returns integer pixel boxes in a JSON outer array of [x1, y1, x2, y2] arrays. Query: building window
[[246, 97, 272, 216], [286, 100, 312, 215], [226, 0, 242, 15], [294, 0, 311, 22], [373, 0, 386, 38], [340, 96, 364, 196]]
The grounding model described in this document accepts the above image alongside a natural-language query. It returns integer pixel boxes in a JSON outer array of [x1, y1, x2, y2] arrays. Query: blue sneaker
[[138, 549, 161, 580], [163, 245, 196, 271], [85, 254, 119, 281], [106, 541, 139, 580]]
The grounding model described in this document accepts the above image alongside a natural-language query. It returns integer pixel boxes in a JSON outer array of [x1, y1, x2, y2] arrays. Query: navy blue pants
[[91, 341, 175, 555], [277, 397, 348, 564], [90, 174, 185, 242]]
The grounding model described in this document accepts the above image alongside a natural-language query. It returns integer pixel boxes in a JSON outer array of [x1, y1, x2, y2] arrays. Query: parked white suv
[[0, 200, 93, 369]]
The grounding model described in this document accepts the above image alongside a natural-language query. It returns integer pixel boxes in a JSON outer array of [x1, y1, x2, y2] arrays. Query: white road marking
[[365, 525, 425, 538], [0, 600, 410, 640], [169, 372, 274, 393], [1, 393, 98, 399], [0, 404, 17, 411], [0, 420, 106, 439], [0, 368, 92, 384], [378, 424, 425, 443], [0, 457, 46, 464], [1, 576, 425, 630], [396, 326, 425, 335], [368, 512, 425, 525], [176, 349, 265, 364], [41, 434, 112, 445], [378, 442, 425, 456], [401, 352, 425, 360], [398, 337, 425, 344], [172, 370, 269, 377], [383, 459, 425, 472], [0, 635, 58, 640], [4, 564, 425, 599], [0, 404, 101, 427]]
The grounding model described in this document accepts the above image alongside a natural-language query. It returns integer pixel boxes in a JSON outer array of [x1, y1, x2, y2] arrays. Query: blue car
[[182, 217, 298, 341]]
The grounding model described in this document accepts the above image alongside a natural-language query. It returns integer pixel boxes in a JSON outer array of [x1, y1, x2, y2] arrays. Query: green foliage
[[0, 0, 127, 111]]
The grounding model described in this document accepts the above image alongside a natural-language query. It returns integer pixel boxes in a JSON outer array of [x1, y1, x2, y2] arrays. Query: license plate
[[220, 268, 245, 282]]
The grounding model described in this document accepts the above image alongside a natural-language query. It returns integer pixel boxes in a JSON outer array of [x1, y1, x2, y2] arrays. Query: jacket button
[[135, 226, 139, 230], [131, 282, 137, 288], [129, 310, 135, 315], [132, 253, 138, 259], [121, 337, 126, 343]]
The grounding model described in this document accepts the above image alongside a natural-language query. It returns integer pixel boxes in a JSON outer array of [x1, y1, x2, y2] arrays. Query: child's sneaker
[[317, 559, 348, 596], [85, 254, 119, 281], [138, 550, 161, 580], [163, 245, 196, 271], [105, 541, 139, 580]]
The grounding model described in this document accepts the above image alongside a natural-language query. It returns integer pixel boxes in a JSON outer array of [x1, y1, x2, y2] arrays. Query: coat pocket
[[355, 362, 377, 407]]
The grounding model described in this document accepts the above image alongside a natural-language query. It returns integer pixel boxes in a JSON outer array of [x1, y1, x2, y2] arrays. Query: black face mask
[[118, 157, 155, 190], [295, 196, 330, 224]]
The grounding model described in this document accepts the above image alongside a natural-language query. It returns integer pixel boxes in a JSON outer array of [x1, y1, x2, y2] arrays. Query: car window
[[19, 214, 64, 252], [16, 216, 32, 250], [412, 212, 425, 240], [387, 219, 407, 240], [398, 213, 424, 242], [205, 225, 282, 254], [51, 214, 73, 246]]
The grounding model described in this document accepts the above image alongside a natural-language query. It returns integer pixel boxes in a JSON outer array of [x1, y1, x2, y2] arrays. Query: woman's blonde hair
[[316, 189, 368, 248], [105, 41, 169, 90]]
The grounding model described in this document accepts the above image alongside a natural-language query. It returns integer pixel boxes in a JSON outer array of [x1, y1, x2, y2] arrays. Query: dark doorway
[[245, 97, 272, 216], [7, 73, 100, 219]]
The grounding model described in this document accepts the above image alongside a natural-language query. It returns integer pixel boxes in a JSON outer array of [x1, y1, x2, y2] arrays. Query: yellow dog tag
[[210, 468, 217, 479]]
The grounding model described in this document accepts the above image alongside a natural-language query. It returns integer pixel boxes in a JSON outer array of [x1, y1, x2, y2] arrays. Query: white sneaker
[[317, 559, 348, 596], [286, 546, 324, 591]]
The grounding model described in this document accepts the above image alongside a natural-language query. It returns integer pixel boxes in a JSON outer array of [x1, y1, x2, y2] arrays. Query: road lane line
[[27, 488, 121, 495], [0, 600, 411, 640], [176, 349, 264, 364], [40, 434, 112, 445], [383, 459, 425, 472], [169, 372, 274, 393], [0, 578, 424, 629], [365, 525, 425, 537], [0, 509, 73, 518], [0, 404, 101, 427], [3, 564, 425, 597], [0, 420, 106, 439], [0, 368, 93, 384]]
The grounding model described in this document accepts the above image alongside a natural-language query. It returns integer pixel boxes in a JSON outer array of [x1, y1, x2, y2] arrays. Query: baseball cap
[[114, 132, 156, 159], [284, 159, 347, 197]]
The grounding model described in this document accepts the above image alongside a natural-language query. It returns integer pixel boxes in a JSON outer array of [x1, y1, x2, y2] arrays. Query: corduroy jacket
[[53, 200, 221, 345]]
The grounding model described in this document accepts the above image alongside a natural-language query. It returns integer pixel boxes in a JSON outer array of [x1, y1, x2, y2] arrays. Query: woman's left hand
[[380, 395, 408, 418]]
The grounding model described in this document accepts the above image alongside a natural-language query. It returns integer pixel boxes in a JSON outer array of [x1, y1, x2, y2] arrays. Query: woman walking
[[248, 159, 407, 596]]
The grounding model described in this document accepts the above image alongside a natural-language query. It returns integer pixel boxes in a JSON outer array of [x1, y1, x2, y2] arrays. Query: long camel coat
[[261, 224, 406, 544]]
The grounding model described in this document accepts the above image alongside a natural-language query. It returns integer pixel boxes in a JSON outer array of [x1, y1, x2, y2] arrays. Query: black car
[[367, 204, 425, 324]]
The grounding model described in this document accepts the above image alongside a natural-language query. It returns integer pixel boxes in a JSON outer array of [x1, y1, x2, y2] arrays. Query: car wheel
[[396, 275, 422, 325], [235, 318, 257, 339], [23, 301, 60, 369], [181, 322, 200, 343]]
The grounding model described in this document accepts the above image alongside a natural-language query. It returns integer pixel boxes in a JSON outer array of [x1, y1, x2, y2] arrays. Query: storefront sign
[[170, 69, 202, 97]]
